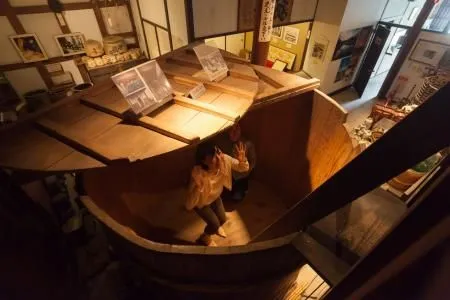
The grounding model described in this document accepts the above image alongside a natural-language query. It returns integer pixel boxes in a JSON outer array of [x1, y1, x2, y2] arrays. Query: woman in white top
[[186, 142, 249, 246]]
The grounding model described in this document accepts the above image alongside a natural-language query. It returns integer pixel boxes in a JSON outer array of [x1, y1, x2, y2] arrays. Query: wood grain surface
[[0, 45, 324, 173]]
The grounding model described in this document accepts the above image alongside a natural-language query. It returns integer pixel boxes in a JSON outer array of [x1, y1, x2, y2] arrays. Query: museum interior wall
[[0, 0, 188, 110], [387, 30, 450, 103], [303, 0, 388, 94]]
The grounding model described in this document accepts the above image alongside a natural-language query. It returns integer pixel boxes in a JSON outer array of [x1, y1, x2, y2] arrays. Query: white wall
[[340, 0, 388, 32], [303, 0, 347, 89], [381, 0, 409, 21], [387, 31, 450, 102], [318, 0, 389, 94]]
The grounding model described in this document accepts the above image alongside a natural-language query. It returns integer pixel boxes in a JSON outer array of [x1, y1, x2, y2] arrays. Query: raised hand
[[234, 142, 247, 162]]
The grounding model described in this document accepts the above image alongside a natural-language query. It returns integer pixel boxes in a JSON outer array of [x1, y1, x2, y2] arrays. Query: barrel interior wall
[[239, 91, 315, 208], [83, 88, 355, 247]]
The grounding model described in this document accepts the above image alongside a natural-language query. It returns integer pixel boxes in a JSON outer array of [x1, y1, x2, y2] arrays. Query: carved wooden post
[[252, 0, 276, 66]]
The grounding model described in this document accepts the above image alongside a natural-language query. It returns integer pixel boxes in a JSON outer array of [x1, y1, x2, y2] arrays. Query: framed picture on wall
[[267, 45, 296, 70], [409, 39, 450, 67], [283, 26, 299, 44], [273, 0, 294, 25], [9, 33, 48, 63], [54, 33, 86, 56], [311, 40, 328, 61], [272, 26, 283, 39], [271, 60, 287, 71]]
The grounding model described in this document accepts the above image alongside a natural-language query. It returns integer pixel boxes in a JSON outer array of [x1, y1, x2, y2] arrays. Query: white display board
[[193, 44, 228, 81], [112, 60, 173, 115]]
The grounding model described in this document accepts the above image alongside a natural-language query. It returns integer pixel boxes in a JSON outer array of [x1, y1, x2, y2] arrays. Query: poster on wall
[[9, 34, 48, 63], [267, 45, 296, 69], [238, 0, 257, 31], [409, 39, 450, 67], [332, 26, 372, 61], [273, 0, 294, 25], [334, 55, 363, 83], [272, 26, 283, 39], [311, 37, 329, 62], [258, 0, 276, 42], [112, 60, 173, 115], [54, 33, 86, 57], [335, 56, 352, 83], [283, 26, 299, 44], [333, 26, 373, 84]]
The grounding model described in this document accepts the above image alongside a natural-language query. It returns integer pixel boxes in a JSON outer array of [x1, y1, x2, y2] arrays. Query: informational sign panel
[[258, 0, 276, 42], [193, 44, 228, 82], [112, 60, 173, 115], [187, 83, 206, 99]]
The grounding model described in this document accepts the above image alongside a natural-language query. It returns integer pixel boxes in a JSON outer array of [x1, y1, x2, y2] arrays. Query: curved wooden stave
[[79, 87, 357, 292]]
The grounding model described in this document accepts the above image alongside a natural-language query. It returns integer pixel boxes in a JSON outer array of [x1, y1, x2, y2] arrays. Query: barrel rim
[[81, 195, 298, 255]]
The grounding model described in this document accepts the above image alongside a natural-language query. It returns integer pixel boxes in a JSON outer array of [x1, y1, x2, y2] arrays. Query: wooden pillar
[[378, 0, 436, 98], [251, 0, 276, 66]]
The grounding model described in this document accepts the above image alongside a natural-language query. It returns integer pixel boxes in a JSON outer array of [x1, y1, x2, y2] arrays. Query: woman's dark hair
[[195, 142, 217, 170]]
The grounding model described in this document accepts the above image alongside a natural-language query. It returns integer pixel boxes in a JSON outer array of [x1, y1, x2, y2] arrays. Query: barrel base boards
[[120, 257, 303, 299], [101, 224, 348, 299]]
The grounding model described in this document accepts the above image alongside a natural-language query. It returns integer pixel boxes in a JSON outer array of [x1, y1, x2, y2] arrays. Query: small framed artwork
[[271, 60, 287, 71], [9, 33, 48, 63], [283, 26, 299, 44], [272, 26, 283, 39], [311, 40, 329, 61], [268, 45, 296, 70], [54, 33, 86, 56], [409, 39, 450, 67]]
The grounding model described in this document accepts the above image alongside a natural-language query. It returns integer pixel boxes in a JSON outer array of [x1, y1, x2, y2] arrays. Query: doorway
[[353, 22, 409, 99]]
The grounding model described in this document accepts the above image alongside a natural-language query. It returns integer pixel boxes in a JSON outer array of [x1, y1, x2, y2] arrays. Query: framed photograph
[[112, 60, 174, 115], [272, 26, 283, 39], [193, 44, 229, 81], [9, 34, 48, 63], [271, 60, 287, 71], [311, 40, 328, 61], [273, 0, 294, 25], [112, 69, 146, 97], [283, 26, 299, 44], [409, 39, 450, 67], [268, 45, 296, 70], [54, 33, 86, 56]]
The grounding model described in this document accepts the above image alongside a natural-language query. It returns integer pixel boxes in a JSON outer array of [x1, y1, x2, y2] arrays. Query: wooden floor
[[119, 180, 289, 246]]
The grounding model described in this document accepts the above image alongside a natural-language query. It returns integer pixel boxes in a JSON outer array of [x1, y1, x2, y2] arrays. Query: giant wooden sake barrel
[[0, 47, 356, 298]]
